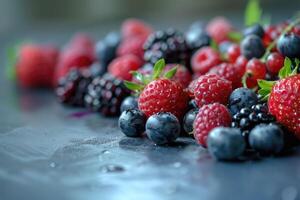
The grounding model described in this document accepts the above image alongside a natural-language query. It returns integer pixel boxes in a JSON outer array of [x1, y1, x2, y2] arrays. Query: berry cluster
[[10, 0, 300, 163]]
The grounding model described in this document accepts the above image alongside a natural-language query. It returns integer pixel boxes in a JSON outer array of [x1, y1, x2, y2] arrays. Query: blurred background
[[0, 0, 299, 36]]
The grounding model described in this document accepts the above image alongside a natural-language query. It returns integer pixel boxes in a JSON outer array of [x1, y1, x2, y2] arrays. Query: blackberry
[[56, 69, 92, 107], [84, 73, 130, 116], [143, 29, 191, 69], [231, 103, 276, 143]]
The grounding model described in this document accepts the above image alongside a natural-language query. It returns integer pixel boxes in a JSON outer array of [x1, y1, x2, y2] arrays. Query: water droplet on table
[[101, 150, 110, 154], [50, 162, 56, 168], [99, 164, 124, 173]]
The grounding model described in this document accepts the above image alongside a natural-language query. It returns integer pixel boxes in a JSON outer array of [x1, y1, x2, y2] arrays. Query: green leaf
[[131, 71, 145, 84], [279, 57, 292, 79], [257, 79, 275, 90], [245, 0, 262, 26], [5, 45, 19, 80], [210, 39, 218, 51], [124, 81, 144, 91], [227, 31, 243, 42], [163, 66, 177, 79], [152, 59, 165, 79]]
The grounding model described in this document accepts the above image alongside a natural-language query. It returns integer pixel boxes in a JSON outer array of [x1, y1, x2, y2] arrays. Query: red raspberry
[[191, 47, 221, 75], [68, 33, 95, 54], [138, 79, 189, 119], [193, 74, 232, 108], [206, 17, 233, 43], [263, 25, 280, 50], [235, 56, 248, 77], [208, 63, 243, 89], [164, 64, 192, 88], [193, 103, 231, 147], [245, 58, 267, 88], [117, 35, 147, 59], [268, 75, 300, 137], [121, 18, 153, 39], [108, 54, 143, 81], [187, 79, 198, 98], [266, 52, 284, 75], [55, 48, 94, 84], [16, 44, 58, 88], [227, 44, 241, 63]]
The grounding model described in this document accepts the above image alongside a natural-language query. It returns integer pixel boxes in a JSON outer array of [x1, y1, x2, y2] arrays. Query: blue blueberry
[[120, 96, 138, 113], [243, 24, 265, 38], [183, 108, 199, 133], [277, 33, 300, 58], [146, 112, 180, 145], [188, 99, 198, 110], [249, 124, 284, 155], [95, 32, 121, 68], [228, 87, 258, 115], [188, 20, 205, 32], [241, 34, 265, 59], [207, 127, 246, 160], [219, 41, 234, 54], [118, 109, 146, 137], [185, 29, 211, 51]]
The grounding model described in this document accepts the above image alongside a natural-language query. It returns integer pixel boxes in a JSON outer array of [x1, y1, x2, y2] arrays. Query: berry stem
[[261, 17, 300, 61]]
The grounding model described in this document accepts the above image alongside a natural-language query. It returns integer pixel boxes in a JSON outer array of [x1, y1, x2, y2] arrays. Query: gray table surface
[[1, 22, 300, 200]]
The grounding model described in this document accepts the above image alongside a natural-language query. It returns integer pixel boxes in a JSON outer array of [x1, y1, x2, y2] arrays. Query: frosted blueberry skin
[[120, 96, 138, 113], [207, 127, 246, 161], [241, 34, 265, 59], [146, 112, 180, 145], [249, 124, 284, 155], [277, 33, 300, 59], [118, 109, 146, 137], [243, 24, 265, 38], [228, 87, 258, 115], [183, 108, 199, 133]]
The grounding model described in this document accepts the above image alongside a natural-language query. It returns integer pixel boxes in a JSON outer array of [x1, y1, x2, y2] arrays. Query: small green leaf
[[164, 66, 177, 79], [245, 0, 262, 26], [257, 79, 275, 90], [5, 45, 19, 80], [279, 57, 292, 79], [153, 59, 165, 79], [210, 39, 218, 51], [131, 71, 145, 83], [124, 81, 144, 91], [227, 31, 243, 42]]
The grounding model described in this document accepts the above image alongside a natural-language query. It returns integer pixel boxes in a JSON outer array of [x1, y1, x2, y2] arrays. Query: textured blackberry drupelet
[[84, 73, 130, 116], [143, 29, 191, 69], [231, 103, 276, 143], [56, 69, 92, 107]]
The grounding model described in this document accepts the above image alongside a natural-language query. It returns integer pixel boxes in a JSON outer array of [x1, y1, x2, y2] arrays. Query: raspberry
[[121, 18, 153, 39], [208, 63, 243, 89], [187, 79, 198, 98], [117, 35, 147, 59], [206, 17, 233, 43], [108, 54, 143, 81], [191, 47, 221, 75], [227, 44, 241, 63], [164, 64, 192, 88], [266, 52, 284, 75], [68, 33, 94, 52], [245, 58, 267, 88], [138, 79, 189, 119], [193, 103, 231, 147], [55, 48, 94, 84], [193, 74, 232, 108], [16, 44, 58, 88]]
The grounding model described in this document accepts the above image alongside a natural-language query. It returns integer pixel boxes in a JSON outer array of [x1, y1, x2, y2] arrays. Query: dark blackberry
[[56, 69, 92, 107], [143, 29, 191, 69], [84, 73, 130, 116], [231, 102, 275, 140]]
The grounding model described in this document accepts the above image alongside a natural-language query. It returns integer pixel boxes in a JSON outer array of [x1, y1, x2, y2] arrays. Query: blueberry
[[241, 35, 265, 59], [145, 112, 180, 145], [188, 20, 205, 31], [95, 32, 121, 68], [207, 127, 246, 160], [243, 24, 265, 38], [249, 124, 284, 155], [185, 29, 211, 51], [118, 109, 146, 137], [188, 99, 198, 110], [120, 96, 138, 113], [229, 88, 258, 115], [277, 33, 300, 58], [219, 41, 234, 54], [183, 108, 199, 133]]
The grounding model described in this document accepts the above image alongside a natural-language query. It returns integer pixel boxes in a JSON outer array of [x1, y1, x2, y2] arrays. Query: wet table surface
[[1, 24, 300, 200]]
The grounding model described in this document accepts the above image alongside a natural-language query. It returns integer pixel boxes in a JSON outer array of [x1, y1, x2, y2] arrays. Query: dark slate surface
[[1, 24, 300, 200]]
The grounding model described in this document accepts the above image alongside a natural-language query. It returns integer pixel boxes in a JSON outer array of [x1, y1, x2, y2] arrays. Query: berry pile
[[9, 0, 300, 162]]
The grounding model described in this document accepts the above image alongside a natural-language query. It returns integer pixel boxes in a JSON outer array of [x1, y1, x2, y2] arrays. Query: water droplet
[[173, 162, 182, 168], [99, 164, 124, 173], [101, 150, 110, 154], [281, 186, 298, 200], [50, 162, 56, 168]]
